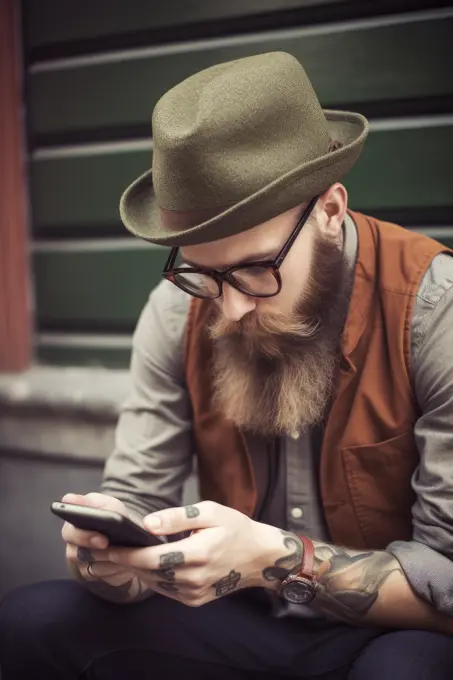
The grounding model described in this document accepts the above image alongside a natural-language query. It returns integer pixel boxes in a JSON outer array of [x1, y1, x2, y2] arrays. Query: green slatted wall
[[23, 0, 453, 368]]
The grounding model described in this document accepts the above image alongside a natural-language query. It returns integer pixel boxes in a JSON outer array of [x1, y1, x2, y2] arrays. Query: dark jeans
[[0, 580, 453, 679]]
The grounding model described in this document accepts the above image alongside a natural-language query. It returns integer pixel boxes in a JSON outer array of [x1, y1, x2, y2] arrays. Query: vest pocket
[[342, 431, 418, 549]]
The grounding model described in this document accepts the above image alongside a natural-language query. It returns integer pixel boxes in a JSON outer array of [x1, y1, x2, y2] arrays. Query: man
[[1, 51, 453, 679]]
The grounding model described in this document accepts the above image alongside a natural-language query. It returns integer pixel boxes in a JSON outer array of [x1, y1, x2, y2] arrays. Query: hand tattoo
[[151, 567, 175, 581], [185, 505, 200, 518], [77, 547, 94, 563], [159, 552, 185, 568], [150, 552, 184, 581], [212, 570, 241, 597], [262, 531, 303, 582]]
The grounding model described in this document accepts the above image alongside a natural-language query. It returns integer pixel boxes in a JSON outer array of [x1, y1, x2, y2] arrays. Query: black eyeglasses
[[162, 195, 319, 300]]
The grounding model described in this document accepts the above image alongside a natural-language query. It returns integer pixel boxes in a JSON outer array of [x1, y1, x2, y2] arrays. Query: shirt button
[[291, 507, 304, 519]]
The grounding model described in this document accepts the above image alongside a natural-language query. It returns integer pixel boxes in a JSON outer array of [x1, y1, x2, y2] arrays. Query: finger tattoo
[[150, 567, 176, 581], [77, 546, 94, 563], [159, 552, 185, 569], [185, 505, 200, 518]]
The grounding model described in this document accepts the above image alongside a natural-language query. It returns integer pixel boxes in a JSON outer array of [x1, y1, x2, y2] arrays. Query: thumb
[[143, 501, 221, 536]]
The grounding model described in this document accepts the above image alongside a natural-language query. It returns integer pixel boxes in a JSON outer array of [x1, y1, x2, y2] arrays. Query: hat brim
[[120, 109, 368, 247]]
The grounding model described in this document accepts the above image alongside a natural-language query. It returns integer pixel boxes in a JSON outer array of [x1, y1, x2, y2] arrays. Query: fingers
[[62, 492, 126, 513], [66, 544, 132, 588], [64, 533, 136, 586], [143, 500, 224, 536], [133, 561, 205, 604], [61, 522, 109, 549], [60, 491, 129, 550], [108, 529, 211, 572], [81, 562, 139, 590], [66, 542, 111, 565], [134, 563, 231, 608], [61, 493, 88, 505], [83, 561, 132, 581], [107, 502, 227, 572]]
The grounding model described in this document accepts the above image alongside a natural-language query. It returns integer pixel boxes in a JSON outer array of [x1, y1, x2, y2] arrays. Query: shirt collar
[[343, 212, 358, 271]]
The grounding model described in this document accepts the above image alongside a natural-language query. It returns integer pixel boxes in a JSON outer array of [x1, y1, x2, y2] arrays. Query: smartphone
[[51, 501, 164, 548]]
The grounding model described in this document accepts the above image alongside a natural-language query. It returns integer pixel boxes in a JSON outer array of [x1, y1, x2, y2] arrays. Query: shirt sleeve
[[387, 252, 453, 616], [101, 280, 194, 518]]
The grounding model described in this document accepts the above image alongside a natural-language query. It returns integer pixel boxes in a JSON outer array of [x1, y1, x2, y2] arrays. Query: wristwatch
[[279, 535, 317, 605]]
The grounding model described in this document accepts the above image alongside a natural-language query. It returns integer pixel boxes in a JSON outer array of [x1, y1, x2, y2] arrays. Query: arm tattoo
[[312, 542, 401, 624], [84, 575, 153, 605], [261, 531, 401, 626], [185, 505, 200, 518], [86, 578, 136, 603], [70, 561, 153, 604], [212, 570, 241, 597], [262, 530, 303, 582], [89, 576, 154, 604], [77, 547, 94, 563]]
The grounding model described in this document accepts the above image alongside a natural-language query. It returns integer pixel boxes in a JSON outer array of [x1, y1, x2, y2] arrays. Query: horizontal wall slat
[[344, 124, 453, 213], [36, 344, 131, 368], [24, 0, 347, 49], [32, 247, 167, 331], [27, 14, 453, 142], [30, 148, 151, 237], [31, 124, 453, 238]]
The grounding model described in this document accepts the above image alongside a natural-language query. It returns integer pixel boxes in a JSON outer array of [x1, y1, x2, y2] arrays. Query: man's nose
[[221, 282, 256, 321]]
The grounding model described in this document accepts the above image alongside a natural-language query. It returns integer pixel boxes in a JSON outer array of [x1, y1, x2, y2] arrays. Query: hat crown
[[152, 52, 330, 210]]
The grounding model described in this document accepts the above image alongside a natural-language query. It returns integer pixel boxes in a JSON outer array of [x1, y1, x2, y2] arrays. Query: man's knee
[[0, 580, 83, 643], [348, 629, 453, 680]]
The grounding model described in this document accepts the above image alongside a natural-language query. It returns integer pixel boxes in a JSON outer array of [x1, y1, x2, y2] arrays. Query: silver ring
[[86, 562, 96, 578]]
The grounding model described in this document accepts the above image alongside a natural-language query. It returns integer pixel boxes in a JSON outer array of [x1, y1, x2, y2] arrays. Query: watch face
[[282, 578, 316, 605]]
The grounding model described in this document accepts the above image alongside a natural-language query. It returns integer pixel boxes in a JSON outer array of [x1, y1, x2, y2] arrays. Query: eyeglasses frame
[[162, 195, 319, 300]]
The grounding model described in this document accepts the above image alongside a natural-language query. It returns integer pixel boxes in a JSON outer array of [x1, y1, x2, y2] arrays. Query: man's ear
[[319, 183, 348, 238]]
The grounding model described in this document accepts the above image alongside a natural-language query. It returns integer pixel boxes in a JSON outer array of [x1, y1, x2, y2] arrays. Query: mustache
[[208, 308, 320, 359]]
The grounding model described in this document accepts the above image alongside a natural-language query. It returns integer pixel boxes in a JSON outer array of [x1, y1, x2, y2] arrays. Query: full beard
[[208, 230, 352, 437]]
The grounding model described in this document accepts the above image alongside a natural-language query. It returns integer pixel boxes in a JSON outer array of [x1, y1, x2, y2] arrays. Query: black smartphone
[[50, 501, 164, 548]]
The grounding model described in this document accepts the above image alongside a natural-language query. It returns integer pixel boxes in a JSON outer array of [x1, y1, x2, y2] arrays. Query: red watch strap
[[299, 535, 315, 580]]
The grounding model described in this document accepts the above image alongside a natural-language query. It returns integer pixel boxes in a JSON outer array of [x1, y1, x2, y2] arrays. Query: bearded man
[[2, 52, 453, 679]]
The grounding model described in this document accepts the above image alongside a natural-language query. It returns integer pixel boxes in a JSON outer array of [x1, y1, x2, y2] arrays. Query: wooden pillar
[[0, 0, 32, 371]]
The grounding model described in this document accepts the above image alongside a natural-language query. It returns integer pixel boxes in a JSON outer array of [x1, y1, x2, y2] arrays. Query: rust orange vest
[[184, 211, 448, 550]]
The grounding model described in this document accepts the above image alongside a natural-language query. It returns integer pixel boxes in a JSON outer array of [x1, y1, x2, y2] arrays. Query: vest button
[[291, 507, 304, 519]]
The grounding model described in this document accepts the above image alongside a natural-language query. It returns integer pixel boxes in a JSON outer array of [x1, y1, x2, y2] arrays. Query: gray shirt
[[102, 215, 453, 617]]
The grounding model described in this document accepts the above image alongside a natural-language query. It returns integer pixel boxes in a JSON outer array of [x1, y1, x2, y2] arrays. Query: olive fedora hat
[[120, 51, 368, 246]]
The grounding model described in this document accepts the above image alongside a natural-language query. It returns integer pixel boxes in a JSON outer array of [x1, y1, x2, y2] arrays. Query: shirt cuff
[[387, 539, 453, 616]]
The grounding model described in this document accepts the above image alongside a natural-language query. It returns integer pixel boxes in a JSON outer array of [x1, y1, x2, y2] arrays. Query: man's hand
[[86, 501, 291, 607], [62, 492, 153, 604]]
